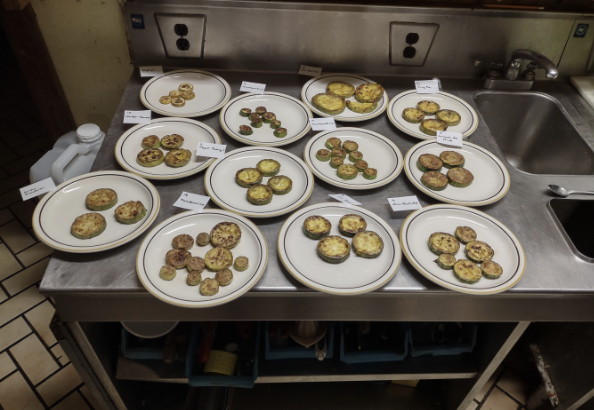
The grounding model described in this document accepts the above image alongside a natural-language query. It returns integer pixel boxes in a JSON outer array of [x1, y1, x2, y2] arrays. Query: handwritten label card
[[415, 79, 440, 94], [196, 142, 226, 158], [328, 194, 361, 207], [20, 177, 57, 201], [436, 131, 463, 148], [388, 196, 422, 212], [310, 118, 337, 131], [173, 192, 210, 212], [298, 65, 322, 77], [139, 66, 163, 77], [239, 81, 266, 94], [123, 110, 151, 124]]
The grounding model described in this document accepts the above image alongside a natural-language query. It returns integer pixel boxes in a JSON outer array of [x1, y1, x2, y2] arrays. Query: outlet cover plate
[[390, 22, 439, 67], [155, 13, 206, 59]]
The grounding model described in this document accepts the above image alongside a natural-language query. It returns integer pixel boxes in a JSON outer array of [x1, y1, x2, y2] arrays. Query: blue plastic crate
[[340, 322, 408, 364], [121, 328, 170, 360], [185, 322, 260, 388], [407, 323, 477, 357], [264, 322, 334, 360]]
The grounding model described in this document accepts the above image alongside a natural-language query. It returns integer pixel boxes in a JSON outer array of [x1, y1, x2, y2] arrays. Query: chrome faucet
[[504, 49, 559, 81], [479, 49, 558, 90]]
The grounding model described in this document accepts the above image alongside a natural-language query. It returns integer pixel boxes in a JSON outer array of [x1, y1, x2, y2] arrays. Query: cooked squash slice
[[355, 83, 384, 104], [428, 232, 460, 255], [137, 148, 165, 167], [326, 81, 355, 98], [200, 278, 219, 296], [440, 151, 465, 168], [215, 268, 233, 286], [465, 241, 494, 263], [115, 201, 147, 224], [141, 135, 161, 149], [417, 154, 443, 172], [247, 184, 273, 205], [330, 157, 343, 169], [316, 149, 332, 162], [352, 231, 384, 258], [312, 93, 346, 115], [234, 256, 249, 271], [172, 234, 194, 250], [455, 226, 477, 244], [346, 100, 377, 114], [421, 171, 448, 191], [71, 213, 106, 239], [420, 119, 447, 136], [337, 164, 359, 180], [342, 140, 359, 153], [159, 265, 176, 281], [363, 168, 377, 180], [165, 149, 192, 167], [161, 134, 184, 150], [447, 168, 474, 188], [236, 168, 262, 188], [317, 235, 351, 264], [256, 159, 281, 177], [267, 175, 292, 195], [454, 259, 482, 283], [417, 100, 440, 114], [303, 215, 332, 240], [402, 108, 425, 123], [85, 188, 117, 211], [166, 249, 191, 269], [481, 260, 503, 279], [436, 254, 456, 270], [436, 109, 461, 126], [325, 138, 342, 150], [204, 246, 233, 271], [339, 214, 367, 237], [210, 222, 242, 249]]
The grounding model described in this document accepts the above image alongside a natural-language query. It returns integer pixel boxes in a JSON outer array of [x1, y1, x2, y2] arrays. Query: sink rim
[[547, 198, 594, 264]]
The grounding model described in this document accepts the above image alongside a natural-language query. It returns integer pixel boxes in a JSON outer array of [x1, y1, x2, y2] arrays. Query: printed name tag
[[415, 80, 440, 94], [139, 66, 163, 77], [436, 131, 463, 148], [310, 118, 337, 131], [20, 177, 57, 201], [388, 196, 422, 212], [173, 192, 210, 212], [240, 81, 266, 94], [328, 194, 361, 206], [298, 65, 322, 76], [123, 110, 151, 124], [196, 142, 226, 158]]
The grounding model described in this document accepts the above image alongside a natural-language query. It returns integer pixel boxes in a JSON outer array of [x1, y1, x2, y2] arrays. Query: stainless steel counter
[[39, 71, 594, 322]]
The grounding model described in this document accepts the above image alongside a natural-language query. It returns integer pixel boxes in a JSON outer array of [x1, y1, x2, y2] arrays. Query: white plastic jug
[[29, 124, 105, 185]]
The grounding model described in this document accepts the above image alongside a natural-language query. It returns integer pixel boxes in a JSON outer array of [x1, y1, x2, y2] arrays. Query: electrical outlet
[[390, 22, 439, 67], [155, 13, 206, 59]]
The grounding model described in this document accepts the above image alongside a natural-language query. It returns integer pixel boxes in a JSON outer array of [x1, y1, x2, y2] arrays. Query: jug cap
[[77, 123, 102, 142]]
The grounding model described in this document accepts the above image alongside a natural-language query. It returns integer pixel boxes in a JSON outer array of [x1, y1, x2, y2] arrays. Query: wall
[[31, 0, 133, 132]]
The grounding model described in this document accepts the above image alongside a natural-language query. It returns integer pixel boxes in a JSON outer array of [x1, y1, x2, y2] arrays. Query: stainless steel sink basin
[[473, 91, 594, 175]]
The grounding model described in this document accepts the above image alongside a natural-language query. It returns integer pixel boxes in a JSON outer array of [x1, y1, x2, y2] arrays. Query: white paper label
[[196, 142, 226, 158], [139, 66, 163, 77], [173, 192, 210, 212], [298, 65, 322, 76], [20, 177, 56, 201], [309, 118, 337, 131], [436, 131, 463, 148], [388, 196, 422, 212], [415, 80, 440, 94], [123, 110, 151, 124], [240, 81, 266, 94], [328, 194, 361, 207]]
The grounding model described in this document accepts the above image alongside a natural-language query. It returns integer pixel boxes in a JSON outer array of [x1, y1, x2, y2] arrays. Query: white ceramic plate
[[404, 140, 510, 206], [32, 171, 160, 253], [219, 92, 313, 147], [301, 74, 388, 122], [303, 127, 403, 190], [387, 90, 479, 140], [400, 204, 526, 295], [115, 118, 221, 180], [140, 69, 231, 117], [136, 210, 267, 308], [204, 147, 314, 218], [278, 203, 401, 295]]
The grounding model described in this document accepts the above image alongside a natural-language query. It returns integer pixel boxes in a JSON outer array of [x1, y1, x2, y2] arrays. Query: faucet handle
[[474, 61, 503, 70]]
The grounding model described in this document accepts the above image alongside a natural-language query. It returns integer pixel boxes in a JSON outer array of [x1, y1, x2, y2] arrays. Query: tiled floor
[[466, 364, 531, 410]]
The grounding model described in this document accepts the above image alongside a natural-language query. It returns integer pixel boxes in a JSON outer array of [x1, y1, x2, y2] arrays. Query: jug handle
[[51, 144, 91, 184]]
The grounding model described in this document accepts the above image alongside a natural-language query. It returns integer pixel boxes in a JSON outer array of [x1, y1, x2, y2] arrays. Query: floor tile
[[24, 126, 47, 141], [80, 385, 101, 410], [9, 200, 35, 228], [0, 208, 15, 225], [475, 364, 504, 402], [466, 401, 479, 410], [36, 364, 83, 407], [0, 169, 30, 196], [0, 351, 16, 379], [0, 287, 6, 303], [0, 167, 7, 180], [0, 127, 29, 149], [0, 317, 32, 351], [51, 343, 70, 366], [6, 107, 38, 133], [498, 367, 528, 404], [0, 371, 44, 410], [482, 387, 520, 410], [0, 286, 45, 327], [24, 300, 56, 347], [0, 140, 18, 167], [3, 150, 43, 176], [0, 189, 22, 209], [0, 243, 23, 281], [53, 391, 90, 410], [3, 257, 50, 296], [14, 137, 53, 157], [17, 242, 53, 267], [10, 333, 59, 385], [0, 220, 35, 253]]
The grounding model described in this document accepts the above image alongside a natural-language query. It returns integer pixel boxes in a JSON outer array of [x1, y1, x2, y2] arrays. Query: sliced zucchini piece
[[247, 184, 274, 205], [251, 117, 263, 128], [159, 96, 172, 105], [339, 214, 367, 237], [196, 232, 210, 247], [71, 213, 106, 239], [337, 164, 359, 180], [317, 235, 351, 264], [303, 215, 332, 240], [402, 108, 425, 123], [355, 83, 384, 104], [270, 119, 282, 129], [248, 113, 260, 121], [186, 272, 202, 286], [210, 222, 242, 249], [428, 232, 460, 255], [354, 160, 368, 172], [440, 151, 465, 168], [481, 260, 503, 279], [342, 140, 359, 153], [262, 112, 276, 123], [420, 119, 448, 136], [453, 259, 482, 284], [455, 226, 477, 244], [141, 135, 161, 149], [165, 149, 192, 167], [239, 108, 251, 117], [255, 106, 267, 116], [234, 256, 249, 271], [352, 231, 384, 258], [200, 278, 219, 296], [436, 254, 456, 270], [169, 90, 182, 98], [436, 109, 461, 126], [417, 153, 443, 172], [256, 159, 281, 177], [159, 265, 176, 281], [187, 256, 205, 274], [204, 246, 233, 271], [346, 100, 377, 114], [273, 128, 288, 138], [115, 201, 147, 224], [136, 148, 165, 167], [267, 175, 293, 195], [363, 168, 377, 180], [325, 137, 342, 150], [447, 167, 474, 188], [166, 249, 191, 270], [312, 93, 346, 115], [330, 157, 343, 169], [421, 171, 448, 191], [179, 83, 194, 92], [417, 100, 440, 115], [348, 151, 363, 162], [316, 149, 332, 162], [171, 97, 185, 108], [85, 188, 117, 211], [215, 268, 233, 286], [326, 81, 355, 98], [332, 148, 346, 159], [181, 91, 195, 100], [236, 168, 262, 188], [172, 234, 194, 250], [239, 125, 253, 136], [161, 134, 184, 150], [465, 241, 494, 263]]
